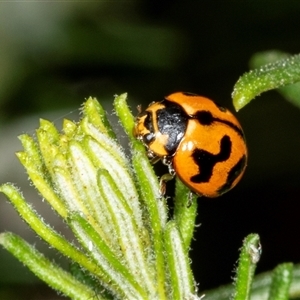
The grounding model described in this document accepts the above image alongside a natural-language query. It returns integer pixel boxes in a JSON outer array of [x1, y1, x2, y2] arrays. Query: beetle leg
[[159, 173, 175, 196]]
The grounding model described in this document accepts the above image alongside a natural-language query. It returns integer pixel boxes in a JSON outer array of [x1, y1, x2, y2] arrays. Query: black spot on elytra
[[195, 110, 214, 125], [190, 135, 232, 183], [216, 118, 245, 139], [217, 154, 247, 194], [194, 109, 245, 139]]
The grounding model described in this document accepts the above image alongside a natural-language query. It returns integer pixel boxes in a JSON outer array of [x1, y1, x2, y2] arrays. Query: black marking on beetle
[[217, 154, 247, 195], [190, 135, 232, 183], [195, 110, 214, 125], [141, 112, 155, 145], [193, 110, 215, 126], [143, 111, 154, 133], [194, 110, 245, 139], [156, 100, 188, 153], [215, 117, 245, 139]]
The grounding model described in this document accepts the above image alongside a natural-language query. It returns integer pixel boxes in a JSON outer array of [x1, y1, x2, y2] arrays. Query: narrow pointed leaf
[[0, 232, 98, 300], [250, 50, 300, 109], [174, 178, 198, 251], [97, 169, 156, 296], [17, 134, 67, 219], [232, 53, 300, 110], [69, 212, 147, 299], [0, 184, 119, 284], [82, 96, 116, 139], [267, 263, 293, 300], [164, 221, 196, 300], [113, 93, 135, 140], [232, 234, 261, 300]]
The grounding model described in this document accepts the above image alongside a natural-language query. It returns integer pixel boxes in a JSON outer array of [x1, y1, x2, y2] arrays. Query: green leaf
[[97, 169, 156, 293], [164, 221, 196, 300], [131, 142, 168, 299], [0, 184, 111, 283], [232, 52, 300, 110], [17, 134, 67, 219], [232, 233, 261, 300], [267, 263, 293, 300], [249, 50, 300, 109], [173, 178, 198, 251], [0, 232, 98, 300], [0, 93, 201, 299], [82, 96, 116, 139], [114, 93, 169, 299], [69, 212, 148, 299], [113, 92, 135, 140]]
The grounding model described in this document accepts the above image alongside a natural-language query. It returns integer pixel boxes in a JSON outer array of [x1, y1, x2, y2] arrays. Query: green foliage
[[0, 95, 197, 299], [1, 50, 300, 298], [232, 52, 300, 111]]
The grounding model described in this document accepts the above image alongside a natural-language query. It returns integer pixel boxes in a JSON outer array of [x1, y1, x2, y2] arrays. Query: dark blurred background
[[1, 1, 300, 299]]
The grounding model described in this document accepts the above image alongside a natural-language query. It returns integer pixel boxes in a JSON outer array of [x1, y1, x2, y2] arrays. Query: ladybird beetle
[[133, 92, 247, 197]]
